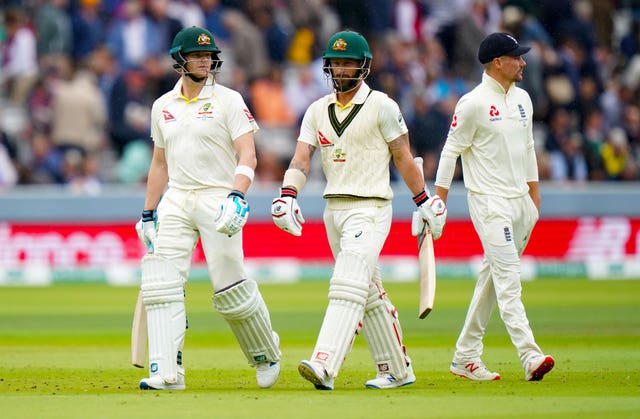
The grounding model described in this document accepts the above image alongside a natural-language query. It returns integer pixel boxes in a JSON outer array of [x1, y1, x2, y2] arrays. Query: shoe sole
[[139, 382, 186, 390], [450, 367, 500, 381], [298, 362, 332, 390], [365, 379, 415, 389], [527, 356, 555, 381]]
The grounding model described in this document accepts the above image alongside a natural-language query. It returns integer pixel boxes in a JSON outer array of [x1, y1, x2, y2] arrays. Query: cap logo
[[197, 33, 211, 45], [505, 34, 517, 45], [332, 38, 347, 51]]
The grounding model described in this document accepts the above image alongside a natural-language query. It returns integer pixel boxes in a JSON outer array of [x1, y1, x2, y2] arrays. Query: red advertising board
[[1, 218, 639, 268]]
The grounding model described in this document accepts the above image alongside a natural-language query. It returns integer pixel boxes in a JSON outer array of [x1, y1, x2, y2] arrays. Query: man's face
[[496, 55, 526, 82], [184, 51, 213, 77], [329, 58, 362, 88]]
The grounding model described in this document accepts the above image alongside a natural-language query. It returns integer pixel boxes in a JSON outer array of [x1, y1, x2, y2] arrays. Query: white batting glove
[[271, 187, 305, 236], [412, 194, 447, 240], [215, 190, 250, 236], [136, 209, 157, 252]]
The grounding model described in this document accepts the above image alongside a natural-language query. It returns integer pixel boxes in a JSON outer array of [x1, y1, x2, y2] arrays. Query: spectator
[[106, 0, 162, 70], [70, 0, 106, 63], [34, 0, 73, 62], [601, 127, 638, 181], [1, 7, 39, 105]]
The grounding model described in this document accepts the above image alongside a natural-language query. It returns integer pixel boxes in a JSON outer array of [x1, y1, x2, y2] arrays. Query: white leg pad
[[361, 282, 409, 379], [311, 251, 370, 378], [213, 279, 280, 366], [141, 254, 186, 383]]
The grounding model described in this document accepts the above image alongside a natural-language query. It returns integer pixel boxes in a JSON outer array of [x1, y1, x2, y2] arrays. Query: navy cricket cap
[[478, 32, 531, 64]]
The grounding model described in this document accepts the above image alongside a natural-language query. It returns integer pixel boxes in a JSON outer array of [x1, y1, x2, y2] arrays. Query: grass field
[[1, 278, 639, 418]]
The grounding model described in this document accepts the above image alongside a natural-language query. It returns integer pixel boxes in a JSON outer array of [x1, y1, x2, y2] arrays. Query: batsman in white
[[135, 26, 280, 390], [271, 30, 447, 390], [434, 32, 554, 382]]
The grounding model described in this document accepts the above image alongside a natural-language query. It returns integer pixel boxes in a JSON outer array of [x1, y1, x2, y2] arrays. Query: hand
[[412, 195, 447, 240], [136, 209, 157, 251], [215, 190, 249, 236], [271, 195, 305, 236]]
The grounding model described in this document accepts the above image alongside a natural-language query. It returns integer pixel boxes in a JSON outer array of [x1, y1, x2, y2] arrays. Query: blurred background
[[0, 0, 639, 285]]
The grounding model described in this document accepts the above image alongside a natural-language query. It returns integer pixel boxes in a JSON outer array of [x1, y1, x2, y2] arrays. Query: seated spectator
[[601, 127, 638, 181], [548, 133, 589, 182], [1, 7, 39, 105]]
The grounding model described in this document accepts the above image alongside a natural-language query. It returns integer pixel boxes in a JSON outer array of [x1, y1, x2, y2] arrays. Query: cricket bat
[[414, 157, 437, 319], [131, 290, 147, 368]]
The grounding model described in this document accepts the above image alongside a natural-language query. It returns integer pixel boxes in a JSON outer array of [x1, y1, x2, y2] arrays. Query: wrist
[[280, 187, 297, 198], [229, 189, 245, 199], [141, 209, 154, 222], [412, 190, 428, 207]]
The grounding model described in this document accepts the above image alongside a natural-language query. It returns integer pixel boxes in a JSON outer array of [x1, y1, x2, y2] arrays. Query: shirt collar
[[329, 82, 371, 108], [172, 75, 216, 102], [482, 72, 514, 94]]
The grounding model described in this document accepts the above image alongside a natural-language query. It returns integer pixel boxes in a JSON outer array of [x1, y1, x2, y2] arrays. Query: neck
[[336, 81, 362, 105], [486, 70, 512, 92], [181, 74, 208, 100]]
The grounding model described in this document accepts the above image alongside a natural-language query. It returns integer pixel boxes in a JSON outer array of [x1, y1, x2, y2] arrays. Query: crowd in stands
[[1, 0, 640, 194]]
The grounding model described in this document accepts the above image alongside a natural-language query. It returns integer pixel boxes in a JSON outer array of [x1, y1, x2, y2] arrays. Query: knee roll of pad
[[328, 251, 370, 304], [213, 279, 280, 366]]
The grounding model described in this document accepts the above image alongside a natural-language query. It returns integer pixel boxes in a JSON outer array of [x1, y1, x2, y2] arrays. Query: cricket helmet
[[322, 30, 372, 93], [169, 26, 222, 74]]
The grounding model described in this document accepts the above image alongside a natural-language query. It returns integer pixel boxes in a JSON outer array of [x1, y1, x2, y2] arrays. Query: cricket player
[[271, 30, 447, 390], [434, 32, 555, 381], [135, 26, 280, 390]]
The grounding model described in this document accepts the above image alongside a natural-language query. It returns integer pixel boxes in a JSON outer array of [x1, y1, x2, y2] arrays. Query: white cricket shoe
[[365, 363, 416, 389], [256, 331, 281, 388], [298, 360, 334, 390], [450, 361, 500, 381], [525, 355, 555, 381], [139, 368, 185, 390]]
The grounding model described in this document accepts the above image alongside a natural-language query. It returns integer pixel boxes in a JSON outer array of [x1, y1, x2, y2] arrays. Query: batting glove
[[215, 190, 250, 236], [136, 209, 157, 252], [412, 195, 447, 240], [271, 187, 305, 236]]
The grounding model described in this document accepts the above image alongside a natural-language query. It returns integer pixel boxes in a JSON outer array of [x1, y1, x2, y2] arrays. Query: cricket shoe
[[365, 363, 416, 389], [139, 368, 185, 390], [525, 355, 555, 381], [256, 332, 281, 388], [298, 360, 334, 390], [450, 361, 500, 381]]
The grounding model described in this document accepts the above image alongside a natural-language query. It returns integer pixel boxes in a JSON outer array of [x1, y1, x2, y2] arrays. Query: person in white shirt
[[434, 32, 555, 382], [271, 30, 447, 390], [135, 26, 280, 390]]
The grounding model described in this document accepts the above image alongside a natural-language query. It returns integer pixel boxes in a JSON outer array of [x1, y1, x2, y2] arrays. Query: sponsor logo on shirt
[[450, 115, 458, 130], [489, 105, 502, 122], [244, 109, 255, 122], [162, 110, 176, 122], [318, 130, 332, 146]]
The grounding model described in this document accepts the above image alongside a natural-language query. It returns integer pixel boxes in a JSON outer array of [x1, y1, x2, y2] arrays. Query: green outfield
[[0, 278, 639, 418]]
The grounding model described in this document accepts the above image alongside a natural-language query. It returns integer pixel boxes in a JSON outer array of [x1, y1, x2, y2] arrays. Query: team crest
[[332, 38, 347, 51], [198, 102, 213, 115], [333, 148, 346, 162], [197, 33, 211, 45]]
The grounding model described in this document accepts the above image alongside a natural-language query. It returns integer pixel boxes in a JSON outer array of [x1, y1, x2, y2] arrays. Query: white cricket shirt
[[435, 72, 538, 198], [298, 83, 408, 200], [150, 76, 259, 190]]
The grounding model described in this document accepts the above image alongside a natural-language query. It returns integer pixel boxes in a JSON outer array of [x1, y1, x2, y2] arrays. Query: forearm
[[144, 165, 168, 210], [527, 181, 540, 210]]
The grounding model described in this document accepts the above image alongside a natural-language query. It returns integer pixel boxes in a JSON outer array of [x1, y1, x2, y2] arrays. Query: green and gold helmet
[[323, 30, 372, 61], [170, 26, 222, 75], [322, 30, 372, 93]]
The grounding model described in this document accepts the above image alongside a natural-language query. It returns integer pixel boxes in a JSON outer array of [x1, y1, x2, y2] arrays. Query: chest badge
[[333, 148, 346, 162]]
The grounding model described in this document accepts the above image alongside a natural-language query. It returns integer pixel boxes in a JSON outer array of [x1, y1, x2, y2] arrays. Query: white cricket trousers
[[154, 187, 246, 292], [453, 192, 543, 367]]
